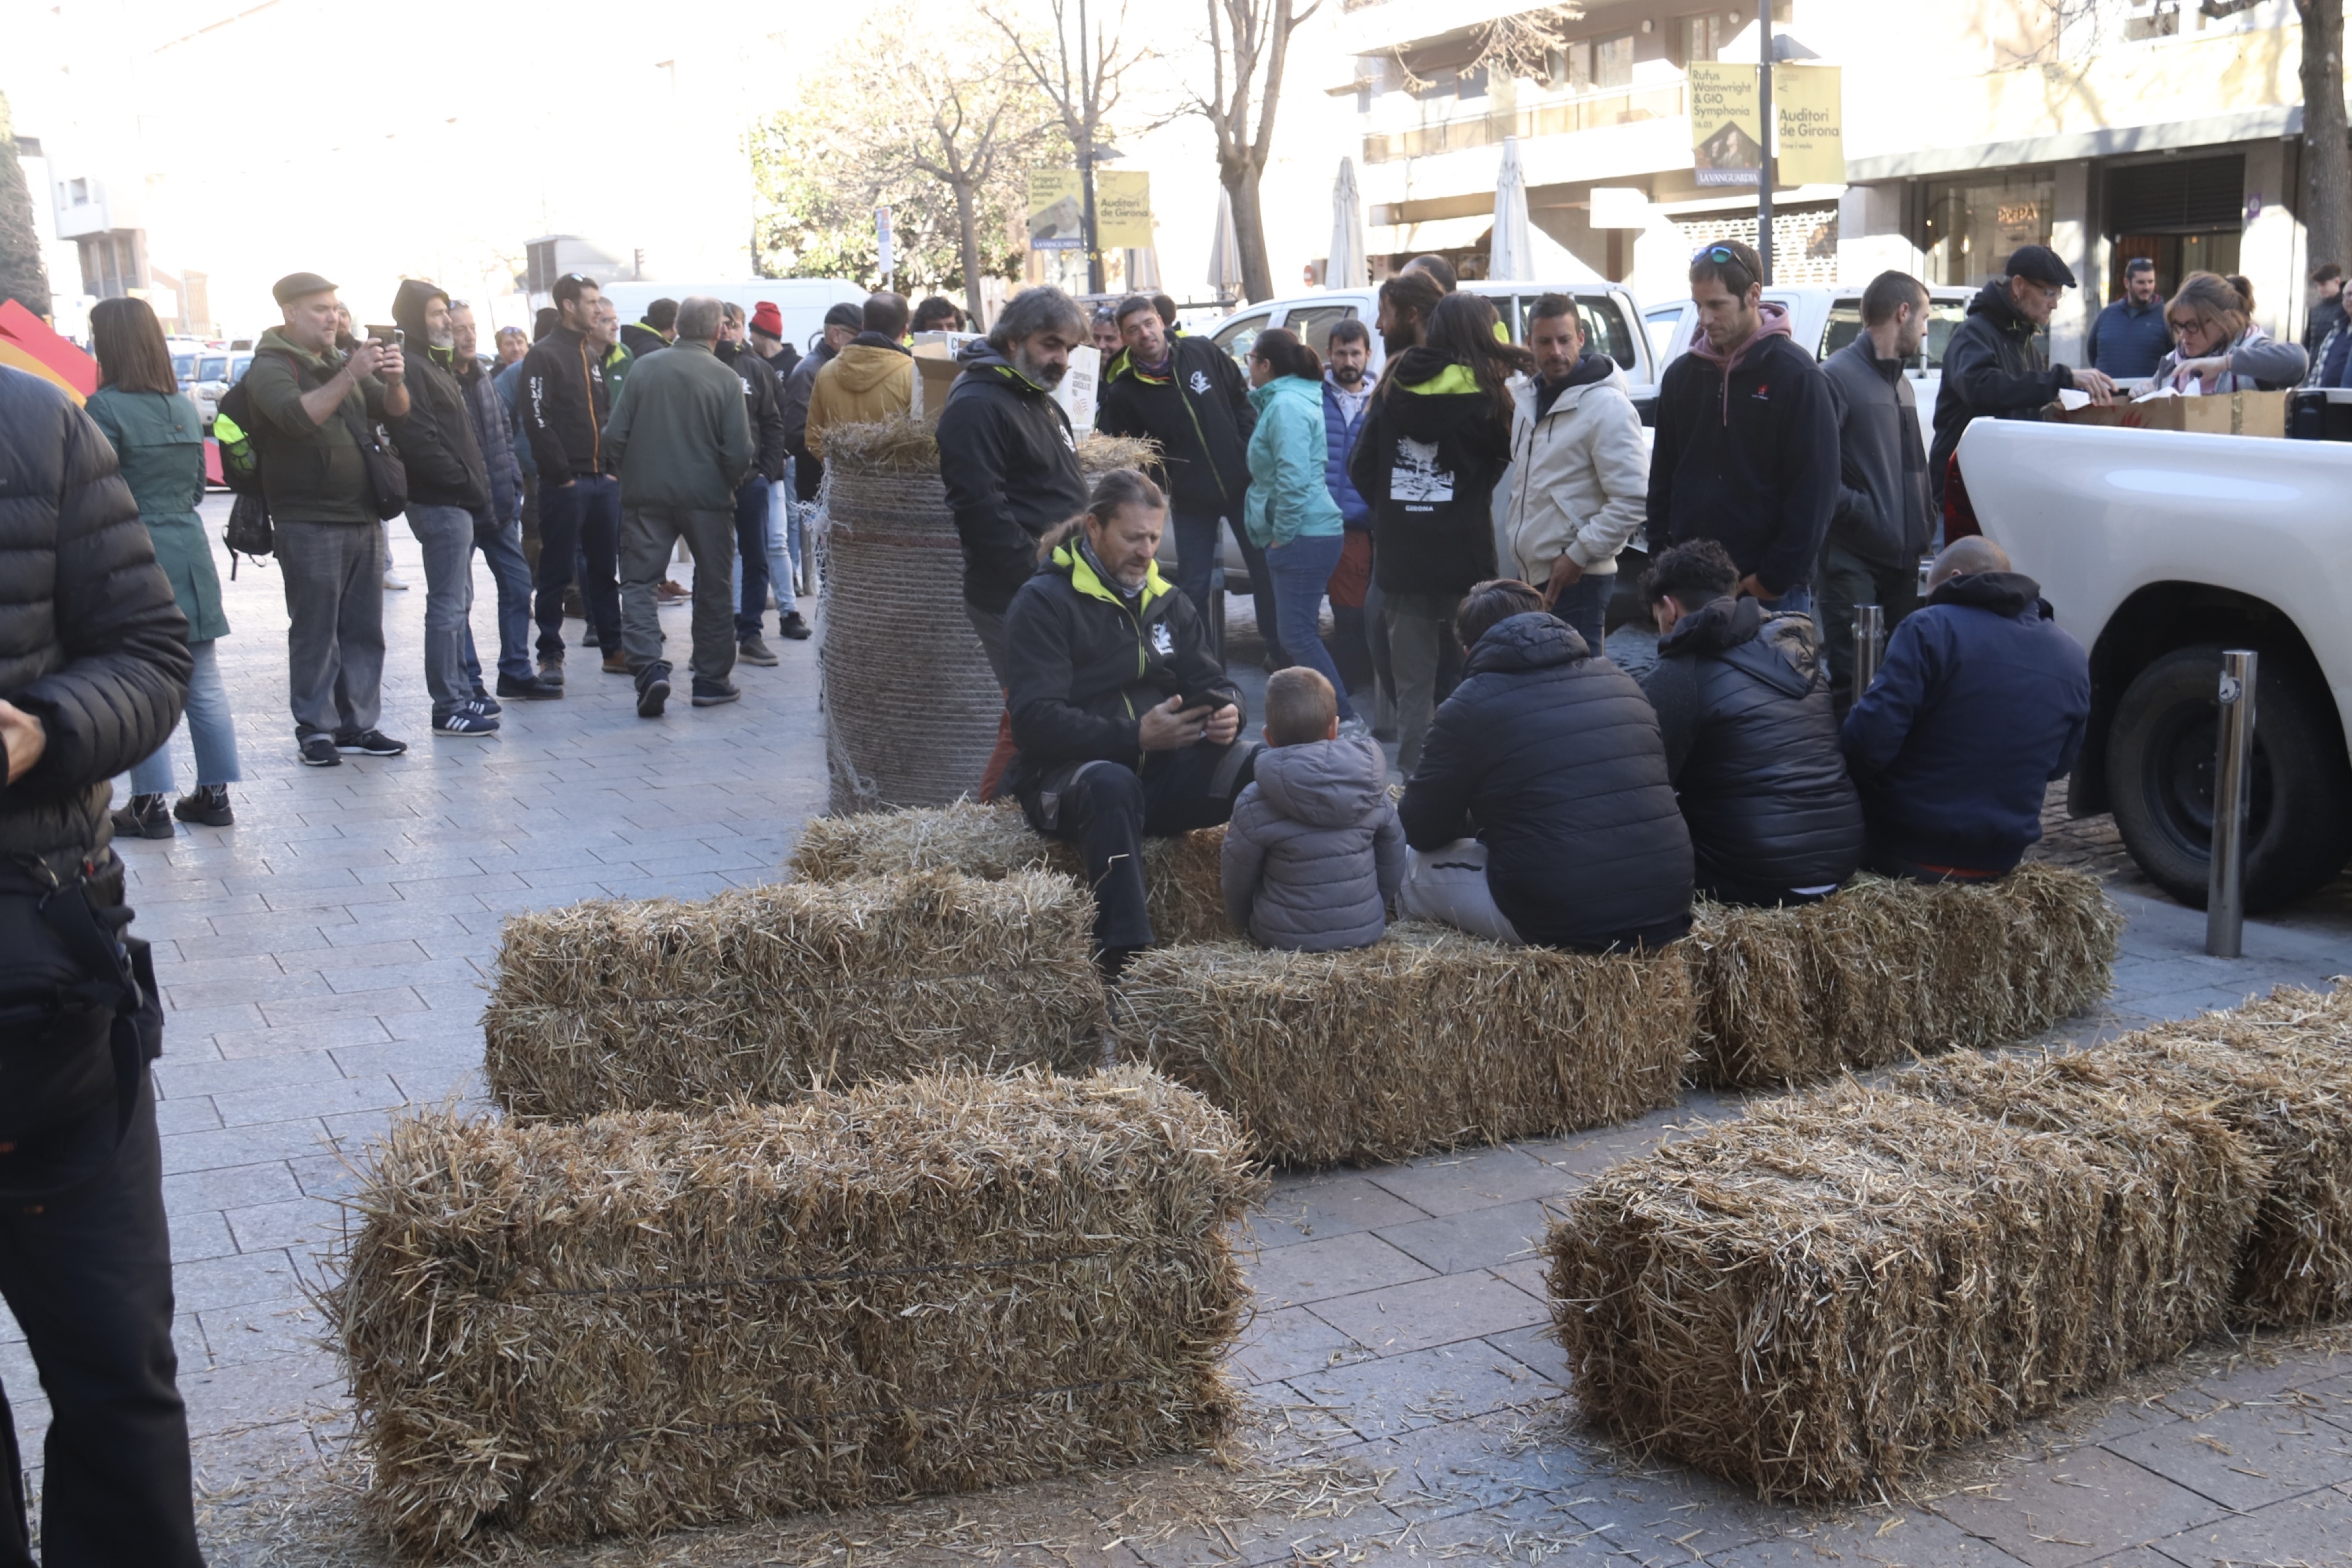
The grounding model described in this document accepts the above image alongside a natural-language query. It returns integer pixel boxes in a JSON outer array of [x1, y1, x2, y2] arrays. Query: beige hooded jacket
[[1501, 354, 1649, 585]]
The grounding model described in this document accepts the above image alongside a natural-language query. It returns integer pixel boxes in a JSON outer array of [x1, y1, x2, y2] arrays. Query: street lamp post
[[1079, 0, 1105, 294], [1757, 4, 1773, 286]]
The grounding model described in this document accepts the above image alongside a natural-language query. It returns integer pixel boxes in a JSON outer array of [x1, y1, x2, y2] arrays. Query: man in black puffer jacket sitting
[[1638, 540, 1864, 905], [0, 365, 200, 1563], [1397, 579, 1692, 951]]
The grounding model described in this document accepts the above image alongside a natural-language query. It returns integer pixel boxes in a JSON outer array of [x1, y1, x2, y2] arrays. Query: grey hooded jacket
[[1220, 734, 1406, 951]]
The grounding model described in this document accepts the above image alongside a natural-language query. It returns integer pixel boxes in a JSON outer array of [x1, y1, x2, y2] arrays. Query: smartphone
[[365, 325, 405, 346], [1175, 692, 1224, 716]]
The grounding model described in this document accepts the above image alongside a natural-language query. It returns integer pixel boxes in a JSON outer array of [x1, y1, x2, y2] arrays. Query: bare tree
[[892, 48, 1058, 330], [2300, 0, 2350, 275], [1197, 0, 1321, 303]]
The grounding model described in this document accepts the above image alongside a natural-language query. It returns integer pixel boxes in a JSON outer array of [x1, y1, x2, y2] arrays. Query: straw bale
[[328, 1066, 1266, 1560], [483, 871, 1108, 1120], [820, 412, 1157, 478], [1548, 1065, 2261, 1500], [1683, 901, 1824, 1087], [789, 800, 1232, 946], [1116, 924, 1693, 1167]]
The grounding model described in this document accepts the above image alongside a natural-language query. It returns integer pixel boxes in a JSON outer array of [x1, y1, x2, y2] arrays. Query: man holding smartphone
[[243, 271, 411, 765]]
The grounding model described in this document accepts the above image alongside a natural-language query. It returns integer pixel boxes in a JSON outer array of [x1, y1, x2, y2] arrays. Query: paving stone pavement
[[5, 500, 2351, 1566]]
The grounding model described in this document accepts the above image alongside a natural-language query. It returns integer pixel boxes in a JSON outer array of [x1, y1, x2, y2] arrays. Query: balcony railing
[[1363, 80, 1687, 164]]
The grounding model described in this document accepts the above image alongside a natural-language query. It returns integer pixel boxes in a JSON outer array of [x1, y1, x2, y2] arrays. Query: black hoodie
[[717, 338, 788, 485], [1928, 280, 2071, 504], [935, 342, 1089, 615], [1346, 347, 1515, 596], [1640, 596, 1863, 902], [388, 280, 490, 511], [1095, 333, 1255, 516], [518, 320, 613, 485]]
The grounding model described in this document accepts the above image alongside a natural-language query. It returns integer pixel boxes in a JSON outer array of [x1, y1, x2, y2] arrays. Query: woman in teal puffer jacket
[[86, 297, 242, 838], [1244, 328, 1355, 725]]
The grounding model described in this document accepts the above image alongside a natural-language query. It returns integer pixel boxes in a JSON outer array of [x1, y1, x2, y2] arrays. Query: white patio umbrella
[[1489, 136, 1534, 281], [1327, 157, 1367, 290], [1207, 187, 1245, 302], [1125, 246, 1162, 290]]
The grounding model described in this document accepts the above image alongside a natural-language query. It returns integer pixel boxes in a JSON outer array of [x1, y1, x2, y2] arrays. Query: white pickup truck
[[1958, 417, 2352, 912]]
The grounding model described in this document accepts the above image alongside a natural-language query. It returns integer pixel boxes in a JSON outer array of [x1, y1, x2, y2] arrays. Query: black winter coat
[[0, 368, 192, 868], [456, 355, 522, 522], [1346, 350, 1514, 596], [718, 340, 789, 485], [937, 345, 1090, 615], [619, 321, 669, 360], [1639, 597, 1863, 903], [518, 324, 613, 485], [1001, 542, 1243, 797], [1095, 335, 1254, 517], [389, 281, 491, 511], [1399, 612, 1692, 951], [1646, 315, 1840, 597], [1929, 281, 2069, 504]]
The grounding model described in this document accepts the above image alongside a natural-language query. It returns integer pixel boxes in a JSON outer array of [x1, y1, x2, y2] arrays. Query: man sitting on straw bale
[[1639, 539, 1864, 906], [1841, 536, 2091, 882], [1005, 468, 1255, 976], [1221, 667, 1404, 951], [1398, 579, 1693, 950]]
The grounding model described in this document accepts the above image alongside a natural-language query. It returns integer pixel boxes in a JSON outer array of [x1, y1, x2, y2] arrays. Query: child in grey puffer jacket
[[1222, 669, 1405, 951]]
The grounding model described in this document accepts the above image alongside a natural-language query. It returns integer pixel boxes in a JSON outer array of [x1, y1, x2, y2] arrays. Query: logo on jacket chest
[[1750, 381, 1771, 400], [1151, 622, 1175, 657], [1188, 370, 1211, 395]]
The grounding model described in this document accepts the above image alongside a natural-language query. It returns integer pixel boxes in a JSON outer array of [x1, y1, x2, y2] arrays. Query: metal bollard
[[2206, 649, 2258, 958], [1852, 604, 1885, 703]]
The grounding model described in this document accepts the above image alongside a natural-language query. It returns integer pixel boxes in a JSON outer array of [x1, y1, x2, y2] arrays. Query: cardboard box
[[909, 341, 967, 419], [2061, 388, 2287, 438]]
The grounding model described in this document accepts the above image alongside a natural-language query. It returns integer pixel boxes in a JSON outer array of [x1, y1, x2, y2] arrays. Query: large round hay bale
[[817, 416, 1159, 816]]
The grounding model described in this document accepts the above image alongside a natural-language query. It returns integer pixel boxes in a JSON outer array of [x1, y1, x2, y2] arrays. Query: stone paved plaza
[[6, 499, 2351, 1566]]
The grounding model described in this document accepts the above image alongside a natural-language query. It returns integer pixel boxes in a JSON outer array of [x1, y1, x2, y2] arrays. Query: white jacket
[[1501, 358, 1649, 583]]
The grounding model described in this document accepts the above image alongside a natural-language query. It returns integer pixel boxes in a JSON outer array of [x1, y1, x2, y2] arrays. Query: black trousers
[[0, 1070, 199, 1567], [1021, 741, 1257, 949]]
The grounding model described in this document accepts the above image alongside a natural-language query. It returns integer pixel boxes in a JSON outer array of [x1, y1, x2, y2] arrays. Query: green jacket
[[83, 386, 229, 642], [603, 341, 634, 405], [602, 339, 754, 511], [241, 326, 391, 525]]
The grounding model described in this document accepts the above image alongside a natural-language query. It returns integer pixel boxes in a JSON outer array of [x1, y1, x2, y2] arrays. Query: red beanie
[[749, 301, 784, 340]]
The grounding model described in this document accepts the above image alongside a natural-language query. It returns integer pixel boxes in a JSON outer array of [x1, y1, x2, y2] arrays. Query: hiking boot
[[602, 652, 630, 675], [636, 666, 672, 718], [690, 679, 740, 707], [536, 658, 565, 688], [777, 611, 813, 641], [174, 784, 235, 827], [432, 710, 499, 738], [737, 634, 779, 667], [334, 728, 409, 757], [298, 734, 341, 767], [582, 623, 600, 648], [497, 672, 563, 700], [110, 793, 174, 840], [655, 578, 689, 603]]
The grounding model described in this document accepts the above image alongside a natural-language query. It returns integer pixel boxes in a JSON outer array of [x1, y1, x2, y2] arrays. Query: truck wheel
[[2106, 645, 2352, 911]]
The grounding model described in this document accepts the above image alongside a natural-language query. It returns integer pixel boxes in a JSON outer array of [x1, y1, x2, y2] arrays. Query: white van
[[595, 280, 865, 356]]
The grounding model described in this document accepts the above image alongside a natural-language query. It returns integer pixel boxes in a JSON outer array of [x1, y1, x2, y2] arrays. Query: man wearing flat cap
[[1929, 245, 2118, 510]]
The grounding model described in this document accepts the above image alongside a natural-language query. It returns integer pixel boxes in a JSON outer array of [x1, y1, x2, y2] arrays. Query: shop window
[[1548, 41, 1593, 90], [1921, 172, 2056, 287]]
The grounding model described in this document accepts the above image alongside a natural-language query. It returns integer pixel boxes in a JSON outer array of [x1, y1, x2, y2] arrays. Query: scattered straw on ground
[[326, 1066, 1266, 1560], [789, 798, 1232, 946], [482, 870, 1105, 1119], [1117, 924, 1695, 1167]]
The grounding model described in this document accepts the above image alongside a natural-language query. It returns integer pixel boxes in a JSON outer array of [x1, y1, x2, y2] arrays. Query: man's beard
[[1015, 348, 1068, 389], [430, 333, 455, 351], [1331, 364, 1364, 387], [1380, 326, 1417, 359]]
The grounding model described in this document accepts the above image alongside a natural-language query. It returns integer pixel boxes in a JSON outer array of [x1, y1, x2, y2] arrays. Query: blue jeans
[[128, 638, 240, 793], [1757, 583, 1813, 619], [1172, 511, 1283, 663], [1263, 532, 1355, 722], [535, 475, 621, 657], [730, 478, 798, 637], [1548, 571, 1611, 654], [462, 508, 535, 687], [407, 503, 477, 717]]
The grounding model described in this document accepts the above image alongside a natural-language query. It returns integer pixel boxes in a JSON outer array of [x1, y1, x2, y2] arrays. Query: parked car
[[1646, 284, 1975, 450], [1960, 415, 2352, 912], [186, 348, 235, 429]]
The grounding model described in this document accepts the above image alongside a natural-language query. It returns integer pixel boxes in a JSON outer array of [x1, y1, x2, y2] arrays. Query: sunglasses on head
[[1693, 244, 1754, 288]]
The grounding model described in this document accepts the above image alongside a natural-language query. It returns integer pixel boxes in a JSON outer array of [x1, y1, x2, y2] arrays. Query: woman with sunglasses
[[2150, 271, 2308, 394]]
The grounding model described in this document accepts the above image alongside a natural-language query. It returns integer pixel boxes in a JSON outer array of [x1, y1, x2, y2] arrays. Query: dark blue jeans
[[464, 508, 536, 687], [733, 478, 772, 640], [1264, 531, 1355, 721], [534, 475, 621, 659], [1172, 510, 1284, 664], [1548, 571, 1611, 654]]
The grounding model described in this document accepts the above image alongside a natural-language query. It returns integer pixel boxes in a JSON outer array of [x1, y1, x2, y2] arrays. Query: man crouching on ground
[[1004, 468, 1257, 978]]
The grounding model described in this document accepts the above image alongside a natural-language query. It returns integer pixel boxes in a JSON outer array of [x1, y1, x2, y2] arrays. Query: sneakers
[[110, 793, 174, 840], [636, 666, 672, 718], [690, 679, 740, 707], [433, 710, 500, 738], [497, 672, 564, 700], [298, 733, 341, 767], [334, 728, 408, 757], [383, 569, 410, 590], [582, 623, 600, 649], [601, 652, 630, 675], [536, 658, 565, 688], [777, 611, 813, 642], [737, 634, 779, 667], [655, 578, 689, 604], [462, 693, 502, 717], [175, 784, 234, 827]]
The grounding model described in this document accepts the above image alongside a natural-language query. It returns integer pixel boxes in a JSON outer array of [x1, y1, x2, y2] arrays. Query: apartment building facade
[[1335, 0, 2319, 361]]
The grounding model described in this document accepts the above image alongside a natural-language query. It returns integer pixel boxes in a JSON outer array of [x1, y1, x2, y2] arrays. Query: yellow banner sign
[[1690, 62, 1761, 187], [1773, 64, 1844, 187], [1096, 170, 1153, 250], [1026, 169, 1085, 251]]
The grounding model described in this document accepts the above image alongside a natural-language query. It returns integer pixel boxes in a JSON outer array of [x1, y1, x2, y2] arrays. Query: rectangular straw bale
[[1548, 1059, 2260, 1500], [1683, 901, 1824, 1086], [789, 800, 1230, 945], [484, 870, 1107, 1119], [1118, 924, 1693, 1167], [328, 1066, 1267, 1561], [2097, 985, 2352, 1326]]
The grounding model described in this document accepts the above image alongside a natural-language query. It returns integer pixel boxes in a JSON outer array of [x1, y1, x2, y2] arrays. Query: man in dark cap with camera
[[1929, 244, 2117, 509]]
